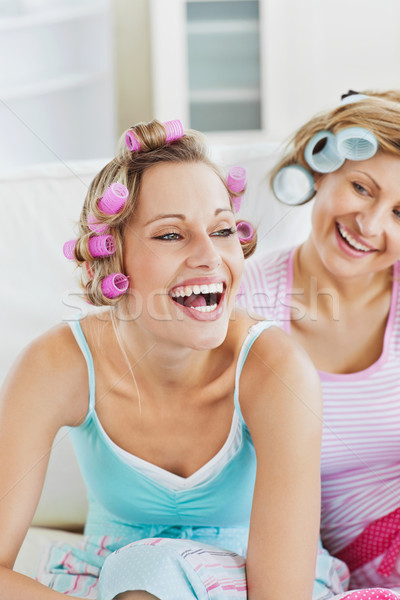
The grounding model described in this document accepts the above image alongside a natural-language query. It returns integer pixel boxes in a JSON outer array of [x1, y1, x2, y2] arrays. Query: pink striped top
[[237, 246, 400, 556]]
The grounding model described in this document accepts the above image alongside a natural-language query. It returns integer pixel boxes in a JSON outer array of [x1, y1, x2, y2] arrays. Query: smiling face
[[309, 152, 400, 279], [122, 161, 244, 350]]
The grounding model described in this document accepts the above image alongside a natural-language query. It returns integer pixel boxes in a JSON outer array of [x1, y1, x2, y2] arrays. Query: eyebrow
[[352, 170, 381, 191], [144, 208, 234, 226]]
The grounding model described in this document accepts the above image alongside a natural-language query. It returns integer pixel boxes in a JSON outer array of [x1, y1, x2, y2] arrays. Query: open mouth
[[336, 223, 375, 253], [169, 282, 225, 313]]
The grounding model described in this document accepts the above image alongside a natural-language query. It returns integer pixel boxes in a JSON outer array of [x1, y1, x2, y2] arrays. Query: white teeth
[[170, 282, 224, 298], [338, 224, 372, 252], [191, 303, 218, 312]]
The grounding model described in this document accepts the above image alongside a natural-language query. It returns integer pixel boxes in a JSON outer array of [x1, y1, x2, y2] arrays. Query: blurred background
[[1, 0, 399, 169]]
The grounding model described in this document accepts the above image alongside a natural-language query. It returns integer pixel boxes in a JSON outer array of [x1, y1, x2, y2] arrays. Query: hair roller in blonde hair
[[63, 235, 116, 260], [227, 166, 247, 213], [101, 273, 129, 299], [125, 119, 184, 152], [63, 239, 77, 260], [88, 183, 129, 233], [304, 127, 378, 174], [274, 124, 378, 205], [336, 127, 378, 161], [236, 221, 255, 244], [88, 235, 116, 258], [272, 164, 315, 206], [304, 130, 344, 173]]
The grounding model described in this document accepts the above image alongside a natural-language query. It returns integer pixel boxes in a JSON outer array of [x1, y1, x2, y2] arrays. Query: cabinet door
[[150, 0, 262, 133]]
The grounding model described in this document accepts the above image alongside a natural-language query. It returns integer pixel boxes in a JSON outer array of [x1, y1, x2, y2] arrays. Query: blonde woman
[[0, 119, 336, 599], [239, 91, 400, 594]]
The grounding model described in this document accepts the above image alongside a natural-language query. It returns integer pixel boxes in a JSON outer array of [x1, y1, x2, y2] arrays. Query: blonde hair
[[271, 90, 400, 197], [71, 119, 257, 306]]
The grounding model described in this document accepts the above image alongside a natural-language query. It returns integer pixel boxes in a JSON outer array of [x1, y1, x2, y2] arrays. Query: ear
[[84, 261, 95, 280]]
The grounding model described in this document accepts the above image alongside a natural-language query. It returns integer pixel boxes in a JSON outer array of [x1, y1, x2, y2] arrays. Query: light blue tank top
[[68, 320, 274, 548]]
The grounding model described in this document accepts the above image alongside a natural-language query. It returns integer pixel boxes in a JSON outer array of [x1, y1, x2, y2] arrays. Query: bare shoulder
[[1, 322, 89, 428], [238, 323, 322, 435]]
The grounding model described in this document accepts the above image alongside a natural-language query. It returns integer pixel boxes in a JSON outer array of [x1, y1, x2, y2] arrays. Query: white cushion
[[14, 526, 83, 579]]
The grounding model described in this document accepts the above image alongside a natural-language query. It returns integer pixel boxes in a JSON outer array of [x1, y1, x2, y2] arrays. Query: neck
[[112, 317, 215, 390]]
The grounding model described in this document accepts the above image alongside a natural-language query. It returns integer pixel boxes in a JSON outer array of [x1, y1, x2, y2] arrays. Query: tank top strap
[[68, 320, 96, 424], [234, 320, 277, 427]]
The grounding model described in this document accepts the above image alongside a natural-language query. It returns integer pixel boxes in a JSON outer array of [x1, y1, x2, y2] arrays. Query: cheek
[[387, 235, 400, 258], [232, 248, 245, 282], [312, 189, 346, 226]]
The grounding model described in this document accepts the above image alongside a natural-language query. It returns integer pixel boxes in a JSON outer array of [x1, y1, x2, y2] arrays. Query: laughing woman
[[0, 119, 344, 600], [238, 91, 400, 594]]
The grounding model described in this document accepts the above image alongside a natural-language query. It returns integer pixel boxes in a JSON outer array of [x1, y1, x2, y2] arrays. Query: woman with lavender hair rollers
[[0, 117, 349, 599]]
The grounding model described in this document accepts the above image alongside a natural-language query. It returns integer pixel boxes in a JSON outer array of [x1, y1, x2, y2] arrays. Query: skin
[[290, 151, 400, 373], [0, 161, 322, 600]]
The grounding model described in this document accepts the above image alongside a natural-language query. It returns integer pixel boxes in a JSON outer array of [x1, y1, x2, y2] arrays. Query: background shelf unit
[[0, 0, 115, 168]]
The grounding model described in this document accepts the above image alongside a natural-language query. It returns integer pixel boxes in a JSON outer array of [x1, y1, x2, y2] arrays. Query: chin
[[188, 328, 228, 352]]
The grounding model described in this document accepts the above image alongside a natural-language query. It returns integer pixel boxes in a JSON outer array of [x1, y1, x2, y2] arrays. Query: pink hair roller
[[236, 221, 254, 244], [88, 235, 116, 258], [125, 130, 141, 152], [98, 182, 129, 214], [125, 119, 184, 151], [227, 166, 247, 213], [101, 273, 129, 299], [164, 119, 184, 143], [88, 183, 129, 233], [88, 212, 108, 234], [63, 239, 77, 260]]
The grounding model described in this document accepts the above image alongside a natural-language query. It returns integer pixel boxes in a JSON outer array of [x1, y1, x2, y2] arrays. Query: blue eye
[[352, 182, 369, 195], [155, 232, 182, 241], [393, 209, 400, 220], [211, 227, 237, 237]]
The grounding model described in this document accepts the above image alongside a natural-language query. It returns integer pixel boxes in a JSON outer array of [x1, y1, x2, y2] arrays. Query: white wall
[[262, 0, 400, 139], [113, 0, 153, 136]]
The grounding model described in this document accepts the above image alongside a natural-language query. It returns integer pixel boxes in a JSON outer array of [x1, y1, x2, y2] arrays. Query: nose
[[185, 233, 222, 271], [355, 204, 386, 237]]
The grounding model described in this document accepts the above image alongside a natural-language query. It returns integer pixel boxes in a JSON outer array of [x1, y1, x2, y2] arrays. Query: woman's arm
[[240, 326, 322, 600], [0, 325, 88, 599]]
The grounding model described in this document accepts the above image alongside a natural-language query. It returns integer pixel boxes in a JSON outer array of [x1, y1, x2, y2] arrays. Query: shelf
[[187, 19, 258, 35], [0, 2, 107, 31], [190, 87, 260, 103], [0, 70, 108, 101]]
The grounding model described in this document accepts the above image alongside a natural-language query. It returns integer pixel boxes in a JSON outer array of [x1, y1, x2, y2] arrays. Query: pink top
[[237, 247, 400, 555]]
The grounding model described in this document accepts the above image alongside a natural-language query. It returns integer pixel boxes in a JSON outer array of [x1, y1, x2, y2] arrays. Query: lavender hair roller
[[63, 239, 77, 260], [87, 212, 108, 234], [236, 221, 254, 244], [125, 119, 184, 151], [101, 273, 129, 299], [98, 183, 129, 214], [88, 183, 129, 233], [227, 166, 247, 213], [125, 130, 141, 152], [88, 235, 116, 258], [164, 119, 184, 143]]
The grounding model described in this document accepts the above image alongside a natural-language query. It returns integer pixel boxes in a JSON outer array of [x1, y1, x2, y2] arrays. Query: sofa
[[1, 139, 312, 579]]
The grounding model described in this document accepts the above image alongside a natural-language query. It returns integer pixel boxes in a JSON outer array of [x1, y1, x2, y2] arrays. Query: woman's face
[[122, 161, 244, 350], [310, 151, 400, 279]]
